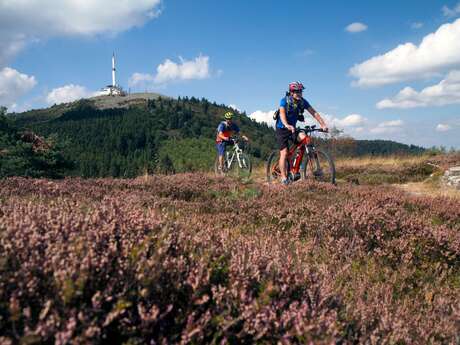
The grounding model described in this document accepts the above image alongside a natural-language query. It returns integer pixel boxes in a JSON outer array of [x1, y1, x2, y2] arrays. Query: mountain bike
[[214, 137, 252, 178], [266, 125, 336, 184]]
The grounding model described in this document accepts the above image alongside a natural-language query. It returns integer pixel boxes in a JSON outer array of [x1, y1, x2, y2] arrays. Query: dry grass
[[396, 177, 460, 199], [335, 154, 430, 169]]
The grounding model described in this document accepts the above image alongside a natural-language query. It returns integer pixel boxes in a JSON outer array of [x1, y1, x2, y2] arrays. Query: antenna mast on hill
[[112, 53, 116, 87], [99, 52, 126, 96]]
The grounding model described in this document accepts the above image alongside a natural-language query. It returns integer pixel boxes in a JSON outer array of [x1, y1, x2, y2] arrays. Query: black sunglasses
[[293, 90, 303, 94]]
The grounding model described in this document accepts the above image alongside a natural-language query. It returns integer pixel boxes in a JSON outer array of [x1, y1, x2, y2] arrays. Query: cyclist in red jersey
[[216, 111, 249, 172]]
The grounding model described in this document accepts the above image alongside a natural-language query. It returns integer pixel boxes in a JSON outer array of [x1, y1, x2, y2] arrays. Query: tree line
[[1, 97, 430, 178]]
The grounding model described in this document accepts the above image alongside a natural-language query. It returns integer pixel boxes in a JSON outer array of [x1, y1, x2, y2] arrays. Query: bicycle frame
[[267, 125, 333, 183], [225, 142, 244, 169], [286, 134, 313, 175], [277, 127, 324, 179]]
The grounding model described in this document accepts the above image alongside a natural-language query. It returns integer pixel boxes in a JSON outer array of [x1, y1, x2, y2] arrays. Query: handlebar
[[229, 136, 249, 143], [298, 125, 328, 134]]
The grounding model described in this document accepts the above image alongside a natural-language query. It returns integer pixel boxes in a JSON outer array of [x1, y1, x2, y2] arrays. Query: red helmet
[[289, 81, 305, 92]]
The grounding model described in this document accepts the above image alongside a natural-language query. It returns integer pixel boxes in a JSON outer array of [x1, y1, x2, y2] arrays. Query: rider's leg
[[216, 142, 226, 170], [218, 155, 224, 169], [276, 128, 291, 182], [297, 131, 306, 142], [279, 148, 288, 181]]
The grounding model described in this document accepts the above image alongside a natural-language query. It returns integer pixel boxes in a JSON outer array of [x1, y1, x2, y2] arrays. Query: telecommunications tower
[[100, 53, 126, 96]]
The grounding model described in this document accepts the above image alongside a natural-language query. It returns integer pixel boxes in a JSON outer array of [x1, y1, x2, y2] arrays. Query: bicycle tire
[[214, 156, 228, 177], [266, 150, 290, 183], [237, 153, 252, 178], [302, 148, 336, 184]]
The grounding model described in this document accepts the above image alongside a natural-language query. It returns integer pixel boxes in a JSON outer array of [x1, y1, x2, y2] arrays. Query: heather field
[[1, 173, 460, 344]]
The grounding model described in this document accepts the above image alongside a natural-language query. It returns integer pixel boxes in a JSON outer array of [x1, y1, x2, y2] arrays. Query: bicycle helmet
[[224, 111, 234, 120], [289, 81, 305, 93]]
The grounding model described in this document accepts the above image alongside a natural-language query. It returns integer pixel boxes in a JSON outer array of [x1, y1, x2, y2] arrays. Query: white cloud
[[155, 55, 210, 84], [0, 0, 162, 66], [349, 18, 460, 87], [370, 119, 404, 134], [376, 70, 460, 109], [228, 104, 241, 112], [314, 113, 367, 129], [345, 22, 368, 33], [436, 123, 452, 131], [442, 2, 460, 17], [411, 22, 424, 29], [249, 110, 367, 131], [130, 55, 212, 86], [46, 84, 93, 105], [334, 114, 367, 127], [128, 73, 155, 88], [249, 110, 276, 128], [0, 67, 36, 107]]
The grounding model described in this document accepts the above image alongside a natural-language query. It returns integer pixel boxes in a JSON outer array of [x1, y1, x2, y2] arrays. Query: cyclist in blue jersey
[[276, 81, 328, 185], [216, 111, 249, 172]]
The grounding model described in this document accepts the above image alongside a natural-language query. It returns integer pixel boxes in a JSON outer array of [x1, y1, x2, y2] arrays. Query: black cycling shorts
[[276, 127, 296, 150]]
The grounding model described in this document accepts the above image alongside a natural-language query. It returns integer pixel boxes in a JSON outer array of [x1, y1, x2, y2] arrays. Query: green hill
[[0, 111, 72, 178], [7, 94, 426, 178], [10, 95, 276, 177]]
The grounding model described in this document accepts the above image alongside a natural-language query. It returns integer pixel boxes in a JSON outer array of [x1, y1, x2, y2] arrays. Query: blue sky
[[0, 0, 459, 148]]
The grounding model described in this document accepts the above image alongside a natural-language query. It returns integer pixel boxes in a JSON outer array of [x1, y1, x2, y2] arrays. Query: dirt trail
[[394, 181, 460, 199]]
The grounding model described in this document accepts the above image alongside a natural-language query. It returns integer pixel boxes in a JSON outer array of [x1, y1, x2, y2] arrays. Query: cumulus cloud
[[442, 2, 460, 17], [228, 104, 241, 112], [333, 114, 367, 127], [0, 0, 162, 65], [130, 55, 212, 86], [436, 123, 452, 131], [345, 22, 368, 33], [249, 110, 367, 130], [46, 84, 94, 105], [128, 73, 155, 88], [349, 18, 460, 87], [155, 55, 211, 84], [370, 120, 404, 134], [376, 70, 460, 109], [249, 110, 276, 128], [0, 67, 37, 107]]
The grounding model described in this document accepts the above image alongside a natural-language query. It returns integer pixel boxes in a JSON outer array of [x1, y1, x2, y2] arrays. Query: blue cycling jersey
[[276, 96, 311, 129]]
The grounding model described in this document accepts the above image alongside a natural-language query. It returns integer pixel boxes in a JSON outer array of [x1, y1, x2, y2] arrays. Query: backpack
[[273, 94, 305, 122]]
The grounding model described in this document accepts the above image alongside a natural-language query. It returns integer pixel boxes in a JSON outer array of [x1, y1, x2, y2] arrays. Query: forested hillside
[[0, 111, 72, 178], [13, 96, 275, 177], [9, 95, 426, 178]]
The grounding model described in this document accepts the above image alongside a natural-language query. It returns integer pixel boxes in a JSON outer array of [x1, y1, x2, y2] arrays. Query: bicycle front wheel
[[266, 150, 290, 183], [302, 148, 336, 184], [236, 153, 252, 178]]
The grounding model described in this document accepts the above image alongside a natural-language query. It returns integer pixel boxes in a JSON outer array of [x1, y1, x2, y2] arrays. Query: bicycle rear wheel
[[302, 148, 336, 184], [266, 150, 290, 183]]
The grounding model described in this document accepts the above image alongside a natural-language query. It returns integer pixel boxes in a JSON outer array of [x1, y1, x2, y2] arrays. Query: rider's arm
[[218, 132, 229, 141], [306, 106, 328, 131], [279, 107, 295, 133]]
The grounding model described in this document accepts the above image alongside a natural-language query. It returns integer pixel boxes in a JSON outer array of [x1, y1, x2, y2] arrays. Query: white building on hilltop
[[99, 53, 126, 96]]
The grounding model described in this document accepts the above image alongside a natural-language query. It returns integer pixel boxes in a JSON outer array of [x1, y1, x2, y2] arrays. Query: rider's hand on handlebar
[[242, 135, 249, 141], [322, 126, 329, 133]]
